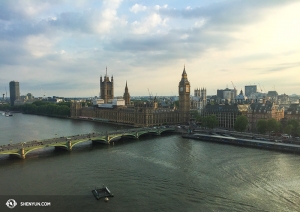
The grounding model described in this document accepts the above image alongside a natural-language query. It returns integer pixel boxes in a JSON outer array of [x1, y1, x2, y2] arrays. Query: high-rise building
[[100, 67, 114, 103], [9, 81, 20, 106], [178, 65, 191, 123], [245, 85, 257, 97]]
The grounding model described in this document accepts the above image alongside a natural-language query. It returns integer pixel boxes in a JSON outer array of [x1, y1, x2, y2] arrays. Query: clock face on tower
[[186, 85, 189, 92], [180, 87, 183, 92]]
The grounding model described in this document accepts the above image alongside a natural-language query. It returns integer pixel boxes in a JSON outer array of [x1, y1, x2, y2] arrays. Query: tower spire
[[182, 64, 187, 78], [123, 80, 130, 105], [106, 66, 107, 76]]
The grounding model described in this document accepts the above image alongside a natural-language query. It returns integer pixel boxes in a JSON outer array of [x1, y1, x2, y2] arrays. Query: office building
[[9, 81, 20, 106]]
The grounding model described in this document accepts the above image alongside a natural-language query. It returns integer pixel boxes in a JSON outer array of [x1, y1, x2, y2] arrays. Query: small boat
[[5, 112, 13, 117], [92, 185, 114, 200]]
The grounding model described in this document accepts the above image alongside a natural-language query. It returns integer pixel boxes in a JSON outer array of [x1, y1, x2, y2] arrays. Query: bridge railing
[[0, 126, 177, 150]]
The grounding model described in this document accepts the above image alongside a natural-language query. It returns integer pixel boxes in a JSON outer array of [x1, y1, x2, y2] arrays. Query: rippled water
[[1, 113, 300, 211]]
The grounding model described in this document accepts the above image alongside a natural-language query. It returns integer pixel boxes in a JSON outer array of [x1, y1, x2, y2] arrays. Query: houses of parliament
[[70, 67, 191, 127]]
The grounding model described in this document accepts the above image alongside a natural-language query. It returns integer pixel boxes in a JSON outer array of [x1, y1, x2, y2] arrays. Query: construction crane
[[40, 87, 46, 98], [258, 83, 263, 93], [231, 81, 237, 90], [147, 88, 152, 101]]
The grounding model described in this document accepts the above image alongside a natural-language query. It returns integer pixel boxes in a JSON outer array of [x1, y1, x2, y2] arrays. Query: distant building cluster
[[70, 67, 191, 127], [0, 81, 65, 106], [4, 68, 300, 131]]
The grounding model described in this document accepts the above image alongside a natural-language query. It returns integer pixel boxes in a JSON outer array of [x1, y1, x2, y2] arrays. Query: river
[[0, 112, 300, 212]]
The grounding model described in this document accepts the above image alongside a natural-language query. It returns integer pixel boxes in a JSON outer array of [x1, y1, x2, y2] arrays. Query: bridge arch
[[70, 139, 91, 149]]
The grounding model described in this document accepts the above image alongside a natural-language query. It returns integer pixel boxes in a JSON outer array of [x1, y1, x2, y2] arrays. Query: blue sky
[[1, 0, 300, 97]]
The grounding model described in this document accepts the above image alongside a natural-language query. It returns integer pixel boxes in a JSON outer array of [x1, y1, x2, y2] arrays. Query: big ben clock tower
[[178, 65, 191, 123]]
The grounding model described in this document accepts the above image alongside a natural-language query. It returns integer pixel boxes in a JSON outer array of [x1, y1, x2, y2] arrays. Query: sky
[[1, 0, 300, 98]]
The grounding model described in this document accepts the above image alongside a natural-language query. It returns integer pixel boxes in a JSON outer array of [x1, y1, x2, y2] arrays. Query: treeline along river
[[0, 113, 300, 211]]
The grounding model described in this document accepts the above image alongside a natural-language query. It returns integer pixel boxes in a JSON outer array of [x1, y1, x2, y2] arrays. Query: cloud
[[157, 0, 299, 29], [130, 4, 147, 13], [263, 62, 300, 73], [131, 13, 168, 34], [1, 0, 300, 96]]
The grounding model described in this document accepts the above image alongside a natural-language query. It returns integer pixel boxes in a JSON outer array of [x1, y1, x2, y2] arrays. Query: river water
[[0, 112, 300, 212]]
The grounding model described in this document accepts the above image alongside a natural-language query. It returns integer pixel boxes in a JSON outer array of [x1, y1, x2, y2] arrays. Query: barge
[[92, 186, 114, 200]]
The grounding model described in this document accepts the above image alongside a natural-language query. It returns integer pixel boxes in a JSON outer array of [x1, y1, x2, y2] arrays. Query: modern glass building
[[245, 85, 257, 97], [9, 81, 20, 106]]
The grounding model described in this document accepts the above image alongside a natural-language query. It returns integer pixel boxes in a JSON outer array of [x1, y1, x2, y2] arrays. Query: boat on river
[[92, 185, 114, 200], [5, 112, 13, 117]]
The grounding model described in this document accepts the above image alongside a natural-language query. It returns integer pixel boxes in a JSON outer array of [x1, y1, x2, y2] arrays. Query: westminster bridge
[[0, 126, 177, 159]]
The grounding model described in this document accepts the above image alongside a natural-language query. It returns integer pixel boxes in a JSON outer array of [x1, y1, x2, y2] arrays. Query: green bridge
[[0, 127, 177, 159]]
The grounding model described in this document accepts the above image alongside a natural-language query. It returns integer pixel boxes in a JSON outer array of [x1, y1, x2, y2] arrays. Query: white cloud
[[131, 13, 168, 34], [92, 0, 123, 33], [25, 35, 55, 57], [194, 19, 206, 28], [180, 34, 189, 40], [1, 0, 300, 96], [155, 4, 168, 10], [130, 4, 147, 13]]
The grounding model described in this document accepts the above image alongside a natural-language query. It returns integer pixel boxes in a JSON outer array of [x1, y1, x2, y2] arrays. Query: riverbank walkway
[[183, 132, 300, 154], [0, 126, 176, 159]]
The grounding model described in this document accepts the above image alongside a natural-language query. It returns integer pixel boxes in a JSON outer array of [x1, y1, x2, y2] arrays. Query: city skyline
[[1, 0, 300, 97]]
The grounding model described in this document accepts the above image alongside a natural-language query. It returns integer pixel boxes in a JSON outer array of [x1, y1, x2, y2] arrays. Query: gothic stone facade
[[70, 101, 181, 127], [100, 69, 114, 103], [70, 67, 191, 127], [178, 66, 191, 123]]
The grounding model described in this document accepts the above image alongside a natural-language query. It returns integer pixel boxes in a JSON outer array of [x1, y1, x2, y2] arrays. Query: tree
[[267, 118, 279, 133], [190, 110, 201, 122], [283, 124, 293, 135], [287, 119, 299, 129], [234, 115, 248, 132], [287, 119, 299, 136], [295, 126, 300, 137], [256, 120, 267, 134], [202, 115, 218, 129]]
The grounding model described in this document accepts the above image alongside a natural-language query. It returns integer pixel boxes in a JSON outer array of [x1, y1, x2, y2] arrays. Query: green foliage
[[256, 120, 267, 134], [190, 110, 201, 122], [267, 118, 280, 132], [234, 115, 248, 132], [283, 124, 293, 135], [1, 101, 70, 117], [202, 115, 218, 129], [287, 119, 299, 130], [295, 126, 300, 137], [256, 118, 281, 134], [280, 119, 300, 136], [22, 101, 70, 117], [0, 104, 10, 111]]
